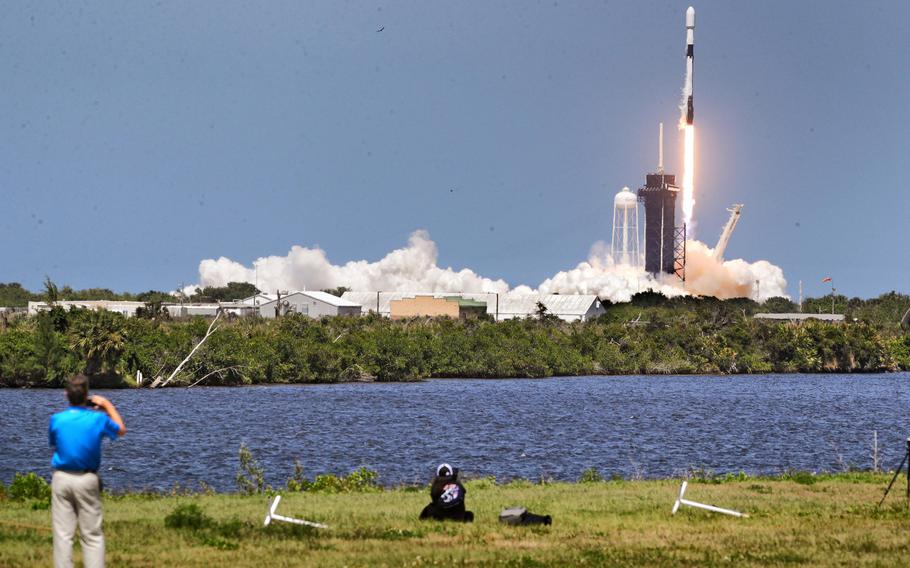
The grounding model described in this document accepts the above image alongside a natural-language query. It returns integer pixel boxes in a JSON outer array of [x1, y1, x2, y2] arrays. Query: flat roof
[[754, 313, 845, 321]]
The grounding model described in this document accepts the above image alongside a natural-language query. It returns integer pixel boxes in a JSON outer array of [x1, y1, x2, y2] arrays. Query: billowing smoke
[[536, 239, 786, 302], [683, 240, 786, 301], [187, 230, 787, 303], [190, 230, 509, 296], [534, 241, 685, 303]]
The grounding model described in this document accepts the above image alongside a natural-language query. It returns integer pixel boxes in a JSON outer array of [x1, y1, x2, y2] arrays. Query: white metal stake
[[672, 481, 748, 518], [263, 495, 329, 529]]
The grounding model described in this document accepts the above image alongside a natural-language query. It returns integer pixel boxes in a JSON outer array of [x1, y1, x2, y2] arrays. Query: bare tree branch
[[153, 311, 222, 388], [186, 365, 244, 388]]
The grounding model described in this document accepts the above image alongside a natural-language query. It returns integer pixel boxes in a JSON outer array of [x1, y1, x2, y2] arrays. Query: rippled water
[[3, 374, 910, 491]]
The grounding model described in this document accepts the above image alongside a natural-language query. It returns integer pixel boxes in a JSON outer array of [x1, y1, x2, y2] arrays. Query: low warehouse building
[[753, 313, 845, 322], [342, 292, 605, 322], [28, 300, 146, 317], [258, 291, 361, 319], [495, 294, 605, 322], [390, 295, 487, 320]]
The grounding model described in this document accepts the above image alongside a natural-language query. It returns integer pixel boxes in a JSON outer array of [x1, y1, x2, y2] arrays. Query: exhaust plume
[[187, 230, 786, 303], [190, 230, 509, 297]]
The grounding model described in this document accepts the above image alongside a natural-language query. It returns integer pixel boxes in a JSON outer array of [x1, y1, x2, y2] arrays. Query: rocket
[[685, 6, 695, 125]]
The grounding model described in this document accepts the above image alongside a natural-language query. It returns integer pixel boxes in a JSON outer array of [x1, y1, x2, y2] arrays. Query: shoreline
[[3, 369, 909, 390]]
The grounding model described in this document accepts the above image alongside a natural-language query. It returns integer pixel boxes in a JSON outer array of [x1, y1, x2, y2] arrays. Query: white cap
[[614, 187, 637, 209], [436, 463, 453, 476]]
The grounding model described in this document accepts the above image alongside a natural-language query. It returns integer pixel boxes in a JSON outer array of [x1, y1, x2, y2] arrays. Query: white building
[[257, 291, 362, 319], [341, 292, 605, 322], [28, 300, 146, 317], [27, 300, 258, 319], [753, 313, 845, 322]]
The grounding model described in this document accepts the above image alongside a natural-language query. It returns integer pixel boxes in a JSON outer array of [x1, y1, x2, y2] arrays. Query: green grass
[[3, 474, 910, 566]]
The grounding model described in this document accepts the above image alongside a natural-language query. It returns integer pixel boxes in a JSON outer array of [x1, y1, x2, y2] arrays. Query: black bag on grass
[[499, 507, 552, 526]]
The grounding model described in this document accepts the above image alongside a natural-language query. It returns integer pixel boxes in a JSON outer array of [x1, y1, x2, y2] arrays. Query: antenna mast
[[658, 122, 664, 174]]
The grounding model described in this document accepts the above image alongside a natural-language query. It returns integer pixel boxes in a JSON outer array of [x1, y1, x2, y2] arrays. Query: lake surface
[[3, 374, 910, 492]]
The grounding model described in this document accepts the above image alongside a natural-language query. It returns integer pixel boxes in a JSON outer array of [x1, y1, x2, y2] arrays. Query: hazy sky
[[2, 1, 908, 299]]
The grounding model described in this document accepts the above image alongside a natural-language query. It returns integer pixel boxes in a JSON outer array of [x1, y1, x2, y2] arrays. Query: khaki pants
[[52, 470, 105, 568]]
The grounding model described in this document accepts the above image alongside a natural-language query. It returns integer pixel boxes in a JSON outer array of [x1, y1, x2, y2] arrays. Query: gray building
[[341, 292, 605, 322], [259, 291, 361, 319], [753, 313, 845, 322]]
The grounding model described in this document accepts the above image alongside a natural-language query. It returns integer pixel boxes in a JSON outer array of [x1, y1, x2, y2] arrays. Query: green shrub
[[286, 465, 380, 493], [164, 503, 213, 530], [9, 472, 51, 502], [235, 443, 269, 495], [783, 470, 818, 485], [579, 467, 604, 483], [687, 469, 751, 484], [344, 466, 379, 491], [286, 460, 309, 492]]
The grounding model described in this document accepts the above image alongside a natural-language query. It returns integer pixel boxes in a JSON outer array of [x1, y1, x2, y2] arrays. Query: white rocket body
[[685, 6, 695, 125]]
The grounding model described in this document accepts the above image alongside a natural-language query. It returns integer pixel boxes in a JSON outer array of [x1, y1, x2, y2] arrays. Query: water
[[3, 374, 910, 492]]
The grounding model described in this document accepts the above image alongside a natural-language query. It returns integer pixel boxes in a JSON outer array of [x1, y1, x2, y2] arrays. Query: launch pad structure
[[638, 173, 686, 282]]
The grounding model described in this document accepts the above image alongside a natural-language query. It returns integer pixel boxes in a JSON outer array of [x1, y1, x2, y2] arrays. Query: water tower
[[611, 186, 640, 267]]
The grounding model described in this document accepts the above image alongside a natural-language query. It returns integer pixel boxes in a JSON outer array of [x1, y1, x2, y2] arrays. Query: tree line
[[1, 291, 908, 387], [0, 280, 263, 307]]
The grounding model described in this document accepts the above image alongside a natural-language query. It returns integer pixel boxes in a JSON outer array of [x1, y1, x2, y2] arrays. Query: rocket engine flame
[[682, 124, 695, 227]]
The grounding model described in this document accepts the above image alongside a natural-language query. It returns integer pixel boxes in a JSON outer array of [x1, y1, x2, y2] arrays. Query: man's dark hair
[[65, 375, 90, 406]]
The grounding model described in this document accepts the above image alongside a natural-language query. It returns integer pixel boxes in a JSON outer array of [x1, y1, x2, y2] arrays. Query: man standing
[[49, 375, 126, 568]]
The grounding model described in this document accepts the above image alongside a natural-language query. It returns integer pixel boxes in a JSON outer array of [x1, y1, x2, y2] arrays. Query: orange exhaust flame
[[682, 124, 695, 228]]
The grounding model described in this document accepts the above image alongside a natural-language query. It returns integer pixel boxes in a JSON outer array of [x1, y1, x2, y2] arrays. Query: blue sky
[[2, 1, 908, 299]]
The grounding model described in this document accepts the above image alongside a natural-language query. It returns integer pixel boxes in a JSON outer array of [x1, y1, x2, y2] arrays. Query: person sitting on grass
[[419, 463, 474, 522]]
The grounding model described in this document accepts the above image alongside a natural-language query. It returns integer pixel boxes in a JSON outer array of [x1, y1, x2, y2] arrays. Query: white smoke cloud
[[187, 229, 787, 303], [535, 239, 786, 302], [190, 230, 509, 296], [535, 241, 685, 303]]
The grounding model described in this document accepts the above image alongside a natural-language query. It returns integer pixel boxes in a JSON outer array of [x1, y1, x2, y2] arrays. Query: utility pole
[[822, 277, 835, 314], [827, 279, 836, 315], [798, 280, 803, 313]]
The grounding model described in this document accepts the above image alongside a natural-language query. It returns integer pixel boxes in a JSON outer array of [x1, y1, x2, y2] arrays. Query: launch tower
[[638, 123, 686, 280], [638, 174, 680, 276]]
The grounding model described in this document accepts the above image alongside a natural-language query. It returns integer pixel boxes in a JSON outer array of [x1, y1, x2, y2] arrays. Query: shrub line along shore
[[2, 292, 909, 387]]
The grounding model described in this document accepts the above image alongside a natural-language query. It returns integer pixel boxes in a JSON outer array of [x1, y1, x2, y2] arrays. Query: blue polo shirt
[[49, 406, 120, 472]]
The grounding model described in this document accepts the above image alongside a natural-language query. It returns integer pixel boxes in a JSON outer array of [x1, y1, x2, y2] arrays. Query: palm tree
[[43, 276, 59, 305], [69, 310, 126, 375]]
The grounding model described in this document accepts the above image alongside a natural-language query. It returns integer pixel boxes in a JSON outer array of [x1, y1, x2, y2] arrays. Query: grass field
[[2, 473, 910, 567]]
